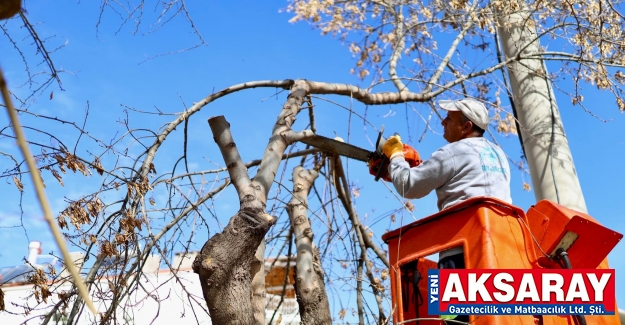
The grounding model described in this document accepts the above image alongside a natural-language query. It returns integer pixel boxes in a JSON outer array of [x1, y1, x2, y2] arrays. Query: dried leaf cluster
[[28, 268, 51, 304], [57, 196, 103, 230], [100, 240, 120, 258], [127, 177, 152, 199], [116, 210, 143, 243], [35, 149, 95, 188], [288, 0, 625, 114]]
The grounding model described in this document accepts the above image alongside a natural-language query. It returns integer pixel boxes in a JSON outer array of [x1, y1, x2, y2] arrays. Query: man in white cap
[[381, 98, 511, 269]]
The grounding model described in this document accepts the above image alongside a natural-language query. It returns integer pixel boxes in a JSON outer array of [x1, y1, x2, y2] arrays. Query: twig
[[332, 156, 387, 323]]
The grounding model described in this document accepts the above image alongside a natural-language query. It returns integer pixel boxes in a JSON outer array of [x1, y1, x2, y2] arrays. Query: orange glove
[[382, 135, 404, 159]]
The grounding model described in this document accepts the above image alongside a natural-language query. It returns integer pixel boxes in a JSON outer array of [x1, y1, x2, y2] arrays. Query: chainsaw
[[298, 126, 422, 182]]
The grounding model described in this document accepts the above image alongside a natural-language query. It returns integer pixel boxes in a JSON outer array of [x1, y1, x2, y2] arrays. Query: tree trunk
[[193, 210, 273, 324], [193, 80, 314, 324], [192, 116, 274, 324], [496, 0, 587, 213], [287, 166, 332, 325]]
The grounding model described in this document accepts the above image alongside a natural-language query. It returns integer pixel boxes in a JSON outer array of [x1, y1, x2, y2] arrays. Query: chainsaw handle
[[374, 130, 399, 182], [374, 155, 389, 182]]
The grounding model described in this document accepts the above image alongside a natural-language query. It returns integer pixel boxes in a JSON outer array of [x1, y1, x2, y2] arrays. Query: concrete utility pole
[[496, 1, 587, 213]]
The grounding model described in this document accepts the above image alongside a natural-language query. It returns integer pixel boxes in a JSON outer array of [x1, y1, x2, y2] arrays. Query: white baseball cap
[[438, 98, 490, 130]]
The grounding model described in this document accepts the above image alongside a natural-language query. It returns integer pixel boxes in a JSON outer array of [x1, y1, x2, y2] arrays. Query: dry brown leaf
[[47, 264, 56, 276], [57, 215, 68, 229], [86, 198, 103, 218], [617, 98, 625, 112], [93, 157, 104, 176], [12, 176, 23, 192], [58, 197, 101, 230], [149, 163, 157, 175], [28, 269, 51, 303], [135, 218, 143, 231], [57, 291, 70, 309], [100, 241, 119, 258], [56, 151, 91, 176], [115, 233, 127, 243], [51, 169, 64, 186], [54, 154, 66, 173]]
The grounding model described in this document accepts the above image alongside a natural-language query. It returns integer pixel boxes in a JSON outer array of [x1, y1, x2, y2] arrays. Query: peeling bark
[[287, 166, 332, 325]]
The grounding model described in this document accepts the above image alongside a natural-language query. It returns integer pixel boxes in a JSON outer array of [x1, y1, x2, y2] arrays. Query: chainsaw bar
[[299, 135, 372, 162]]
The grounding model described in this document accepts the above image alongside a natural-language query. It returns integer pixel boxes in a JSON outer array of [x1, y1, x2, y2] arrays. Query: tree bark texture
[[193, 210, 273, 324], [287, 166, 332, 325], [496, 0, 587, 213], [193, 116, 273, 324], [194, 80, 313, 324]]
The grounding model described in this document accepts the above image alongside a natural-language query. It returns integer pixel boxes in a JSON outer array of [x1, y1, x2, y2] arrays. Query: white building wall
[[1, 269, 300, 325]]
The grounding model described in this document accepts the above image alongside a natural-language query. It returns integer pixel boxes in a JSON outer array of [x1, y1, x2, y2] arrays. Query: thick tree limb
[[208, 116, 257, 207], [246, 81, 314, 322], [287, 166, 332, 325], [194, 80, 313, 324], [253, 80, 312, 201], [193, 115, 272, 324], [282, 129, 315, 144], [387, 5, 408, 94], [139, 79, 295, 181]]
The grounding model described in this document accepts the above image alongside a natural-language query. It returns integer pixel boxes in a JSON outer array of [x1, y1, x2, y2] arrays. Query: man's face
[[442, 111, 469, 143]]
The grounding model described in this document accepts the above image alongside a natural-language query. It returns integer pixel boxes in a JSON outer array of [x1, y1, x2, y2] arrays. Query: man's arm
[[388, 148, 455, 199]]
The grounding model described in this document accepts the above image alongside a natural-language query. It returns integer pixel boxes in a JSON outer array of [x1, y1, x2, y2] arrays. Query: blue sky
[[1, 0, 624, 318]]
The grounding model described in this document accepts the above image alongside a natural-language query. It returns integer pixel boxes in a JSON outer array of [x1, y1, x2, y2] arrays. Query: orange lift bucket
[[381, 197, 622, 325]]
